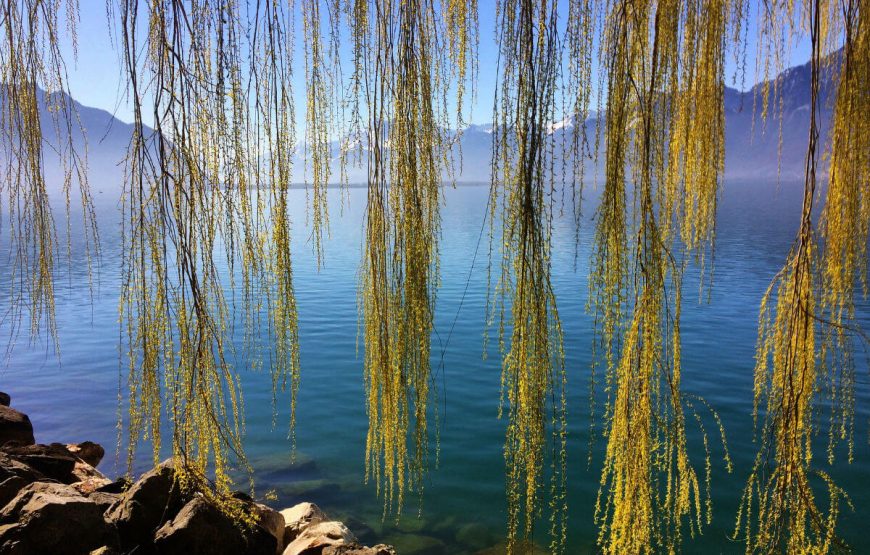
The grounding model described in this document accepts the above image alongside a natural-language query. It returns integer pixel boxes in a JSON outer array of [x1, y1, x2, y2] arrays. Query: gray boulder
[[1, 443, 76, 483], [0, 478, 28, 512], [282, 521, 357, 555], [0, 453, 45, 508], [0, 481, 118, 554], [70, 461, 112, 494], [88, 490, 120, 512], [252, 502, 286, 554], [0, 407, 34, 447], [94, 477, 132, 494], [0, 454, 42, 484], [0, 442, 109, 493]]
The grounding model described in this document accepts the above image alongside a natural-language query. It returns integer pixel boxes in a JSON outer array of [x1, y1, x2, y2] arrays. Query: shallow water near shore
[[2, 182, 869, 553]]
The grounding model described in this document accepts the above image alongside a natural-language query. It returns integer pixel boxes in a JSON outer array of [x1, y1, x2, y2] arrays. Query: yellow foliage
[[736, 2, 867, 553], [591, 1, 743, 552], [0, 0, 96, 350], [352, 0, 477, 516], [489, 1, 573, 552], [117, 0, 301, 499]]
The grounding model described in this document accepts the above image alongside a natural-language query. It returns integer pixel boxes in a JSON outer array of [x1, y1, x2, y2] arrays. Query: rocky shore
[[0, 392, 396, 555]]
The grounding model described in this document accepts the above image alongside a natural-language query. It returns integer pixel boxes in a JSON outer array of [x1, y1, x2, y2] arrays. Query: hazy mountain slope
[[8, 52, 836, 192], [302, 52, 836, 184], [27, 88, 138, 192], [723, 56, 836, 180]]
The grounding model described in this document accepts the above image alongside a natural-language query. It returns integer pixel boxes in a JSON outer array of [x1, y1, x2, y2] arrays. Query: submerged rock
[[455, 522, 496, 551], [258, 453, 319, 483], [153, 495, 277, 555], [340, 514, 377, 543], [382, 532, 446, 555], [322, 543, 397, 555], [395, 515, 430, 534], [473, 539, 549, 555], [0, 407, 34, 447], [0, 481, 118, 554], [278, 478, 343, 501]]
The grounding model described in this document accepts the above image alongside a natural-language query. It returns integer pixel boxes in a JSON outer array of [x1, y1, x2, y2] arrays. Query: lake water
[[1, 182, 868, 554]]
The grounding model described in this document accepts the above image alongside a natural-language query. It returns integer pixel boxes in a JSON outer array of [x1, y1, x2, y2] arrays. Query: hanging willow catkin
[[353, 0, 476, 515], [591, 1, 742, 552], [819, 0, 868, 468], [0, 0, 96, 352], [117, 0, 300, 507], [736, 1, 868, 552], [302, 0, 333, 268], [490, 0, 567, 552]]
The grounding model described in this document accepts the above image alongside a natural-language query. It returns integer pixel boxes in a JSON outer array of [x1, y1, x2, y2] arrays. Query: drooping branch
[[737, 1, 868, 552], [490, 0, 568, 552], [0, 0, 96, 353], [117, 0, 301, 504], [355, 0, 477, 516], [591, 1, 743, 552]]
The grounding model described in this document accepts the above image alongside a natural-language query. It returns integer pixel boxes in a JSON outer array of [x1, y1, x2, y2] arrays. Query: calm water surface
[[1, 183, 868, 554]]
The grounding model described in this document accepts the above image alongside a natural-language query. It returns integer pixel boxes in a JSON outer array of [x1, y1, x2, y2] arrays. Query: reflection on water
[[1, 182, 868, 553]]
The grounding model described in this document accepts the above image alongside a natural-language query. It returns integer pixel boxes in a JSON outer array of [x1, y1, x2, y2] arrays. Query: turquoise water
[[1, 183, 868, 554]]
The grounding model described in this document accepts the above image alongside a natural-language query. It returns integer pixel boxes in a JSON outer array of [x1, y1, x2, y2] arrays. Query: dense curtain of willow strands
[[1, 0, 869, 553], [489, 0, 569, 552], [354, 0, 477, 515], [735, 1, 869, 553], [0, 0, 97, 353], [587, 0, 743, 553], [116, 0, 303, 509]]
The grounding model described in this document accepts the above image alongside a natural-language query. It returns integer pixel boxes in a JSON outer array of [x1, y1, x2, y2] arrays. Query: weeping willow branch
[[819, 0, 868, 467], [736, 1, 867, 552], [302, 0, 333, 268], [489, 1, 567, 552], [117, 0, 300, 500], [591, 1, 742, 552], [0, 0, 96, 353], [355, 0, 476, 516]]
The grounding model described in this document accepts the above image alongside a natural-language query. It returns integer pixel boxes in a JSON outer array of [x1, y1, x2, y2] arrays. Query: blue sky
[[58, 1, 810, 128]]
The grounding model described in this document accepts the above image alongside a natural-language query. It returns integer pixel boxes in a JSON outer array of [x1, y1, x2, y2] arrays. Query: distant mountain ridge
[[303, 53, 836, 184], [13, 53, 836, 191]]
